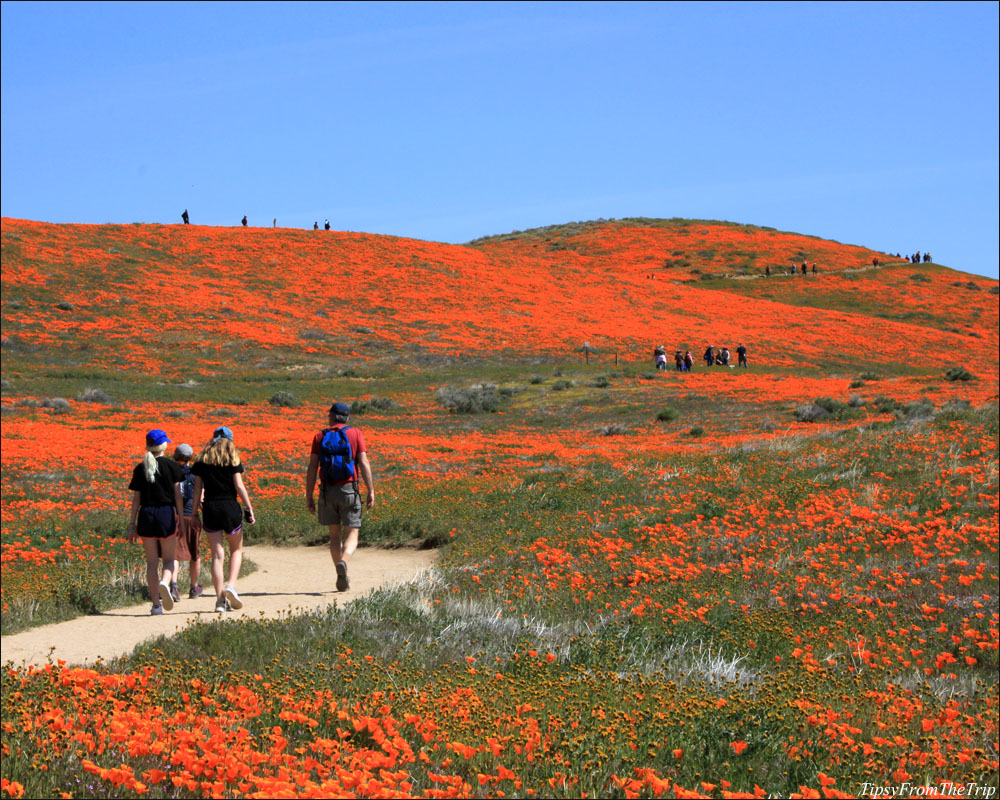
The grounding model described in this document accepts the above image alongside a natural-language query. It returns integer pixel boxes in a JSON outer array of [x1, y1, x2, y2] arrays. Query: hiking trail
[[1, 545, 437, 668]]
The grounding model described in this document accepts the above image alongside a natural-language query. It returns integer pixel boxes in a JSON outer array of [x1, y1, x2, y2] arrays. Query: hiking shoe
[[335, 560, 350, 592], [224, 585, 243, 610], [170, 582, 181, 603], [151, 604, 163, 616], [158, 581, 174, 611], [215, 600, 228, 613], [189, 584, 204, 599]]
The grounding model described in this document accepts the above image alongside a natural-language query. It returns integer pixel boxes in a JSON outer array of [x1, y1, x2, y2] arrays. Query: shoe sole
[[224, 587, 243, 610], [158, 583, 174, 611], [336, 562, 350, 592]]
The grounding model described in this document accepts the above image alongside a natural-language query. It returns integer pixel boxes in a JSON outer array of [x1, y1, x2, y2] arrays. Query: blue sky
[[2, 1, 998, 278]]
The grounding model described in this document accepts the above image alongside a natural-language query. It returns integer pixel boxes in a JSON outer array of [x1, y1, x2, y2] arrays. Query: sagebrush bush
[[656, 407, 678, 422], [351, 396, 396, 415], [268, 391, 299, 407], [597, 424, 628, 436], [435, 384, 500, 414], [77, 387, 112, 404], [794, 403, 830, 422], [944, 366, 975, 382]]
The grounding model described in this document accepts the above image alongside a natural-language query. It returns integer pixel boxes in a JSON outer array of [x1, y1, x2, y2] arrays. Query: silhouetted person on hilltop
[[923, 252, 932, 263], [314, 221, 319, 230], [182, 209, 190, 225], [242, 216, 248, 227], [324, 220, 331, 231]]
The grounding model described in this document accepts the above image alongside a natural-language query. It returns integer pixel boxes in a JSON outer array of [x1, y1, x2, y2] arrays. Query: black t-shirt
[[192, 461, 244, 502], [128, 457, 185, 506]]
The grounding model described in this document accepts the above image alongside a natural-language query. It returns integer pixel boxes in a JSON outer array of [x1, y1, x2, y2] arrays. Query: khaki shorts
[[319, 482, 362, 528], [174, 515, 203, 561]]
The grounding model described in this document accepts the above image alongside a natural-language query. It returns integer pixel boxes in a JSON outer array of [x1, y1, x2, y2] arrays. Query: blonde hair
[[143, 443, 168, 482], [196, 437, 242, 468]]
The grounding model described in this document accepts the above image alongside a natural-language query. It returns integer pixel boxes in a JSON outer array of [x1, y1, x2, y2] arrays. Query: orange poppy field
[[1, 217, 997, 798]]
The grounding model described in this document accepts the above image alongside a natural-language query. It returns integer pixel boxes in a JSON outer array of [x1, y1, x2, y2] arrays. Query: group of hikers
[[764, 261, 817, 277], [654, 343, 748, 371], [181, 210, 333, 231], [128, 402, 374, 615]]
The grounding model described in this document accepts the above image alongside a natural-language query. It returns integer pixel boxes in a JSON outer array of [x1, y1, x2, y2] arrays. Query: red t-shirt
[[311, 425, 367, 486]]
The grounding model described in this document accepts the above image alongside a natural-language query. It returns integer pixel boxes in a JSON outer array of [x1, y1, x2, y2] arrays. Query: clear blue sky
[[3, 1, 998, 278]]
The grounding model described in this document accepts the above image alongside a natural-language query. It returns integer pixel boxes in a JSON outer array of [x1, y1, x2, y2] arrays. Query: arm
[[306, 453, 319, 512], [174, 483, 184, 534], [357, 452, 375, 509], [128, 491, 141, 541], [191, 476, 203, 518], [233, 472, 255, 524]]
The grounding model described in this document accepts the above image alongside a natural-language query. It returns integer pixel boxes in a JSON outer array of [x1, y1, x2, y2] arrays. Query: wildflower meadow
[[1, 217, 997, 799]]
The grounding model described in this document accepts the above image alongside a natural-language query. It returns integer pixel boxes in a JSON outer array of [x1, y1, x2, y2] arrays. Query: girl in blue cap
[[191, 427, 256, 612], [127, 429, 185, 615]]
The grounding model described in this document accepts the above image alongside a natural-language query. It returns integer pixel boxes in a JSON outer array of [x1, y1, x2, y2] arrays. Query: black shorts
[[137, 504, 176, 539], [202, 499, 243, 535]]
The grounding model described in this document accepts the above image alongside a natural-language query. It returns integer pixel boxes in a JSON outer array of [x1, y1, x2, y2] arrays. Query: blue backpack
[[319, 426, 356, 484]]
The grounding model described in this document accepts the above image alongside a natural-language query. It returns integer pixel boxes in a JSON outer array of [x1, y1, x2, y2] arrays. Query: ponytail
[[143, 443, 168, 482]]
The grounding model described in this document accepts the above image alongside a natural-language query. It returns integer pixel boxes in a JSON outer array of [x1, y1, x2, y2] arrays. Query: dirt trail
[[1, 545, 437, 669]]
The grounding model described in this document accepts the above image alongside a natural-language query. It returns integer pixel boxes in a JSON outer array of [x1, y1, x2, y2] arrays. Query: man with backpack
[[305, 402, 375, 592]]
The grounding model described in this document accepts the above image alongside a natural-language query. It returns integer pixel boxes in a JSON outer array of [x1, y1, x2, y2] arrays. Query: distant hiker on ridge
[[324, 219, 331, 231], [314, 221, 319, 230], [242, 215, 248, 227], [306, 402, 375, 593], [181, 209, 190, 225]]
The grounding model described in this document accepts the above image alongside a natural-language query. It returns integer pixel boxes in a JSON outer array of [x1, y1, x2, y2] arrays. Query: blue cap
[[146, 429, 171, 447], [329, 402, 351, 416], [212, 426, 234, 441]]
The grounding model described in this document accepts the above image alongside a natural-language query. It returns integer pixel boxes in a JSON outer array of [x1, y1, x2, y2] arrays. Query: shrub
[[435, 384, 500, 414], [688, 425, 704, 437], [859, 372, 880, 381], [909, 273, 930, 283], [849, 379, 865, 389], [813, 397, 848, 416], [55, 301, 76, 310], [989, 285, 999, 295], [944, 366, 975, 382], [551, 380, 573, 392], [42, 397, 72, 413], [597, 424, 628, 436], [268, 391, 300, 407], [351, 396, 396, 415], [590, 376, 611, 388], [77, 387, 112, 404], [529, 375, 545, 385], [847, 394, 865, 408], [794, 403, 831, 422], [656, 407, 679, 423], [873, 396, 902, 415], [904, 399, 935, 419]]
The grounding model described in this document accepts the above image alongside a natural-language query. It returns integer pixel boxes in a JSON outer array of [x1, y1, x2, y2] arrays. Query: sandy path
[[1, 545, 437, 669]]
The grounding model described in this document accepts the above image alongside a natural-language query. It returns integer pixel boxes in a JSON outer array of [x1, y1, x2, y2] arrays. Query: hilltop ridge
[[1, 217, 996, 383]]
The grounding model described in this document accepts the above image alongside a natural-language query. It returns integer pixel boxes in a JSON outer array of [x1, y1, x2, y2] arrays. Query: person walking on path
[[127, 429, 184, 615], [191, 427, 255, 613], [172, 443, 204, 599], [683, 351, 693, 372], [306, 402, 375, 592]]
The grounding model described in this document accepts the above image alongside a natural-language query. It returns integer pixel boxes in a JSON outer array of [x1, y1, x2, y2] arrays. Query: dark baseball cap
[[329, 402, 351, 416]]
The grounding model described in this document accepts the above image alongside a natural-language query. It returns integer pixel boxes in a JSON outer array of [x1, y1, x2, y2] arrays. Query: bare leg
[[328, 525, 359, 563], [226, 530, 243, 587], [141, 538, 162, 602], [208, 531, 225, 600], [159, 537, 176, 586]]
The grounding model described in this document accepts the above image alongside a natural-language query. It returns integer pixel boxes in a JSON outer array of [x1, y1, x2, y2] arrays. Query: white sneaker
[[224, 585, 243, 610], [158, 581, 174, 611], [215, 600, 227, 613]]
